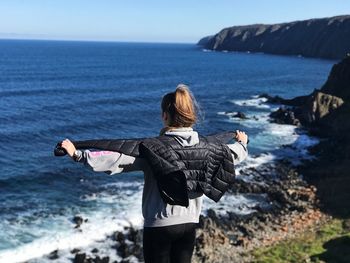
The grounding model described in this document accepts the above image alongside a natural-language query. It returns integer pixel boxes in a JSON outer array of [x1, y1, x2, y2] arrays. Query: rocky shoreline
[[194, 56, 350, 262], [37, 149, 326, 263], [36, 56, 350, 263]]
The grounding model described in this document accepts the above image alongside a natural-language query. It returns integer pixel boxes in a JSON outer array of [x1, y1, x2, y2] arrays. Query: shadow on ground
[[311, 235, 350, 263]]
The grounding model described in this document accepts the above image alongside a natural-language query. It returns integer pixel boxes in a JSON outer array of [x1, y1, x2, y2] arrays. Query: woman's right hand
[[60, 139, 76, 158], [235, 130, 248, 145]]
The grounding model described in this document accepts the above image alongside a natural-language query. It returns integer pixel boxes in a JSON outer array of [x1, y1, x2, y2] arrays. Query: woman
[[61, 84, 248, 263]]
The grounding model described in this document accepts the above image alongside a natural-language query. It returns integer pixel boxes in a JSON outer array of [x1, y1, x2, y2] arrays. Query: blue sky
[[0, 0, 349, 43]]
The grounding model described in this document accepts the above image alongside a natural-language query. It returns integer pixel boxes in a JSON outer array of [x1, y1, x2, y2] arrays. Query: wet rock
[[117, 242, 130, 258], [128, 227, 141, 243], [113, 231, 125, 243], [260, 93, 310, 107], [207, 209, 217, 219], [233, 111, 248, 119], [92, 256, 109, 263], [91, 248, 99, 253], [48, 249, 59, 260], [74, 253, 86, 263], [71, 248, 80, 254], [259, 93, 286, 104], [270, 107, 301, 126], [111, 228, 143, 262], [73, 215, 84, 228]]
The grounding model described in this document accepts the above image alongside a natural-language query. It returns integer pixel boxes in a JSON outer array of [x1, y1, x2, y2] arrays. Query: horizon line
[[0, 37, 197, 45]]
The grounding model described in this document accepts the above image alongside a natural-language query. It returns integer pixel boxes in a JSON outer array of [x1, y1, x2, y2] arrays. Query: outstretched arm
[[60, 139, 146, 175], [227, 130, 248, 165]]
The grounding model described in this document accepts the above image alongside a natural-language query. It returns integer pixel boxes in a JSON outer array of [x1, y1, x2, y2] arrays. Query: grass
[[251, 219, 350, 263]]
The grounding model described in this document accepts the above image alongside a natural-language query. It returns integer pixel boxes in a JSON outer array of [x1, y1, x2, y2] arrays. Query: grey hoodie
[[74, 127, 248, 227]]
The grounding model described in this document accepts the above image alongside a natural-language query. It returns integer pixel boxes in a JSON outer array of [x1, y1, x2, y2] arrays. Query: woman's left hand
[[235, 130, 248, 145], [61, 139, 76, 158]]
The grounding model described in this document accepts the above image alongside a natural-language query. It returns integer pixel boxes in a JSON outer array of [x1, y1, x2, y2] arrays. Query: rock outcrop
[[298, 91, 344, 123], [322, 54, 350, 99], [267, 55, 350, 219], [267, 56, 350, 135], [197, 15, 350, 59]]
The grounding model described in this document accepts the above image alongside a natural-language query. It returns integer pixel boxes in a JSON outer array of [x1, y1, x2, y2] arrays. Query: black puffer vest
[[140, 135, 235, 207], [54, 131, 236, 207]]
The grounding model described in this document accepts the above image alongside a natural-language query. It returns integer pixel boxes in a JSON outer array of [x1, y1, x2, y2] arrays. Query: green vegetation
[[251, 219, 350, 263]]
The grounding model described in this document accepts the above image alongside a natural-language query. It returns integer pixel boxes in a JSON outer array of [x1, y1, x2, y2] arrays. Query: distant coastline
[[197, 15, 350, 60]]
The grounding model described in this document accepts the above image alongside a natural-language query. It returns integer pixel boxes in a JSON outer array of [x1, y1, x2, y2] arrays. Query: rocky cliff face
[[198, 15, 350, 59], [266, 56, 350, 132], [267, 56, 350, 217], [322, 55, 350, 99]]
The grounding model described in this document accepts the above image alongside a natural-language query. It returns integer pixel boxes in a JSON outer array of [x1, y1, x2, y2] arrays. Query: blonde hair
[[160, 84, 198, 134]]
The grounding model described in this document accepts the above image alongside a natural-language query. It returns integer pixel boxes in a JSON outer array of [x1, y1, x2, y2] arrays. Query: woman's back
[[142, 127, 203, 227], [60, 84, 249, 263]]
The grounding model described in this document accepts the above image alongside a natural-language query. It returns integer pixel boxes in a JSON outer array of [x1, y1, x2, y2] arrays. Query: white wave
[[230, 97, 270, 109], [203, 193, 269, 216], [217, 111, 244, 119], [277, 132, 320, 165], [0, 218, 121, 263], [234, 153, 276, 184], [237, 153, 275, 172], [0, 189, 143, 263], [291, 132, 320, 149], [102, 181, 143, 189]]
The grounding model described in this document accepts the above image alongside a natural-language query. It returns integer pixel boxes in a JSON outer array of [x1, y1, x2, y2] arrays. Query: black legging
[[143, 223, 197, 263]]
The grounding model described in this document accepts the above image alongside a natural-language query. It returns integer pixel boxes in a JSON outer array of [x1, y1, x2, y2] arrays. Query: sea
[[0, 39, 335, 262]]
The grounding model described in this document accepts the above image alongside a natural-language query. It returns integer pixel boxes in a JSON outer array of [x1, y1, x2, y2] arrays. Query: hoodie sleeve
[[73, 149, 146, 175], [226, 142, 248, 165]]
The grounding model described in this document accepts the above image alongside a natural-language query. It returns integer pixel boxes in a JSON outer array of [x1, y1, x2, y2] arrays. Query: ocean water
[[0, 39, 334, 262]]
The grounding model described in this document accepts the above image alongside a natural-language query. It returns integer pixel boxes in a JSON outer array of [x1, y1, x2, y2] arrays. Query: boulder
[[297, 91, 344, 124], [269, 107, 301, 126], [233, 111, 248, 119], [74, 253, 86, 263], [48, 250, 59, 260], [73, 215, 84, 228]]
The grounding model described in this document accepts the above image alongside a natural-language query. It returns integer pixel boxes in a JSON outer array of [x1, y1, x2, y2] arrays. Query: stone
[[48, 249, 59, 260], [114, 231, 125, 242], [73, 215, 84, 228], [233, 111, 248, 119], [74, 253, 86, 263], [91, 248, 99, 253], [270, 107, 301, 126], [71, 248, 80, 254]]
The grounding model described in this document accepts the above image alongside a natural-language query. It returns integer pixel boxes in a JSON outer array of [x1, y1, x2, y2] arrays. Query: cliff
[[197, 15, 350, 59], [267, 56, 350, 134], [322, 54, 350, 99], [268, 55, 350, 217]]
